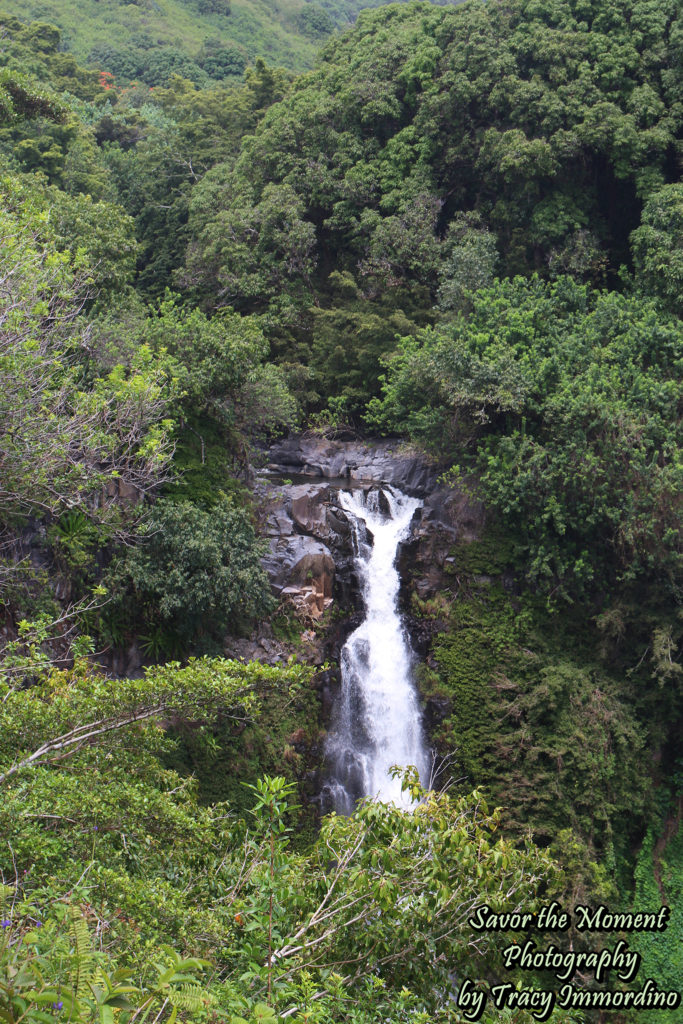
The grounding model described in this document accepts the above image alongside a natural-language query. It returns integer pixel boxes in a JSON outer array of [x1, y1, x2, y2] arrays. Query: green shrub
[[114, 496, 274, 646]]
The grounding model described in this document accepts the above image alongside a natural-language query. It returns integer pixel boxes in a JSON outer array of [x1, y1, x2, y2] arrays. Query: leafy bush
[[0, 647, 566, 1023], [116, 497, 275, 643], [87, 44, 142, 80], [632, 183, 683, 317], [0, 891, 212, 1024], [297, 4, 334, 37], [0, 173, 173, 532], [199, 42, 246, 79], [139, 49, 208, 88]]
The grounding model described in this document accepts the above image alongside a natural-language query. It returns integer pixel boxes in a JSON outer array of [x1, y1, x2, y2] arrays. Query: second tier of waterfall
[[325, 485, 429, 811]]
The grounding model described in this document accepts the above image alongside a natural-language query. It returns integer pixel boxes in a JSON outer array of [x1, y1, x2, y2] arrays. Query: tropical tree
[[369, 276, 682, 599]]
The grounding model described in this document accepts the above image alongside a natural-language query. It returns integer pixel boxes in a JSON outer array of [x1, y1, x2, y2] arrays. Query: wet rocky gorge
[[224, 435, 487, 805]]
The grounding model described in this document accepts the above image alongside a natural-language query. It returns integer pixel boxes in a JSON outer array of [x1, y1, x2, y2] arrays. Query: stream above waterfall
[[323, 485, 429, 812]]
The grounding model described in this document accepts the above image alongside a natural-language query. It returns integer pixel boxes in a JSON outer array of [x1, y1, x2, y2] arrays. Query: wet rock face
[[397, 486, 486, 606], [261, 527, 336, 620], [264, 437, 439, 496], [255, 440, 485, 622], [258, 481, 356, 620]]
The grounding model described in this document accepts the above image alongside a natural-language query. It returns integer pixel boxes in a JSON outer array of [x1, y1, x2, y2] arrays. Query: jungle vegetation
[[0, 0, 681, 1020]]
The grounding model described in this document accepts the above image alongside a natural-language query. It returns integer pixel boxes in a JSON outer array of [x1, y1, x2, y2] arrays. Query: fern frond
[[0, 885, 14, 920], [169, 984, 207, 1013], [68, 907, 95, 999]]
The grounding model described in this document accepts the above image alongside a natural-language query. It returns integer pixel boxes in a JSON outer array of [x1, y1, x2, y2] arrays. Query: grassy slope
[[1, 0, 460, 74], [1, 0, 322, 72]]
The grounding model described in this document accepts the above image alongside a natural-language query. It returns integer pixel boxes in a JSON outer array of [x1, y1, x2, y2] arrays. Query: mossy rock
[[451, 524, 518, 576]]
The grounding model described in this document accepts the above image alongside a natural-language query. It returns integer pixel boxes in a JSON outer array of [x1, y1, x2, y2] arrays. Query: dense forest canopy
[[0, 0, 681, 1021], [181, 0, 682, 409]]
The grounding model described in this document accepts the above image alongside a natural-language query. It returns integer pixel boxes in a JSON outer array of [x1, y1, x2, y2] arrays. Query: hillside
[[0, 0, 322, 80], [0, 0, 460, 83]]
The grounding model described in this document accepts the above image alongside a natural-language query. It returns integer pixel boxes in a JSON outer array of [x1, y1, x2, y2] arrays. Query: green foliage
[[0, 643, 565, 1023], [316, 0, 449, 28], [308, 287, 432, 417], [420, 521, 653, 869], [631, 821, 683, 1022], [437, 212, 499, 313], [0, 17, 106, 102], [177, 0, 682, 418], [0, 171, 173, 530], [297, 4, 334, 38], [185, 0, 682, 311], [47, 510, 105, 592], [0, 892, 213, 1024], [0, 44, 294, 668], [236, 773, 559, 1013], [0, 6, 681, 1019], [371, 276, 682, 600], [0, 0, 337, 83], [166, 415, 245, 508], [165, 653, 321, 833], [113, 497, 275, 645], [548, 828, 617, 931], [97, 64, 292, 300], [0, 656, 268, 774], [0, 655, 310, 894], [199, 41, 247, 80], [0, 67, 66, 124], [20, 176, 138, 296], [0, 95, 113, 201], [186, 175, 317, 311], [134, 48, 208, 89], [149, 293, 269, 404], [0, 19, 115, 196], [632, 183, 683, 317], [142, 292, 296, 437]]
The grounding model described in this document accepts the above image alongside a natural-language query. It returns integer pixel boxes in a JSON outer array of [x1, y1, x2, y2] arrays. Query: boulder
[[291, 491, 328, 536], [262, 533, 335, 620], [223, 635, 291, 665]]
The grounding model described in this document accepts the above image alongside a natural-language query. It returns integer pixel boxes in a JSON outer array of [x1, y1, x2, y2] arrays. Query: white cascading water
[[325, 486, 429, 811]]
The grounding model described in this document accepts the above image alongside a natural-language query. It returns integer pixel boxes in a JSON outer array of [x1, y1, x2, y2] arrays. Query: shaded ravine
[[323, 486, 429, 812]]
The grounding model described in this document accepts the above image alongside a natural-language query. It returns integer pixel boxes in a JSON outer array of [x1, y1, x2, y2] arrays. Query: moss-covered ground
[[412, 524, 678, 902]]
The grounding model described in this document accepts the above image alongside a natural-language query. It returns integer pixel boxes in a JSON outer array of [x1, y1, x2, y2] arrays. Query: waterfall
[[325, 485, 429, 812]]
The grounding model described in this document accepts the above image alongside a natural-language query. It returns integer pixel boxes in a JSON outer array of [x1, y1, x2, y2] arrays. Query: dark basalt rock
[[398, 484, 486, 602], [324, 611, 364, 664], [423, 695, 452, 733], [263, 437, 440, 496], [253, 439, 487, 625], [317, 666, 341, 720], [377, 487, 391, 516], [333, 558, 363, 611], [326, 507, 351, 537], [403, 615, 434, 660]]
